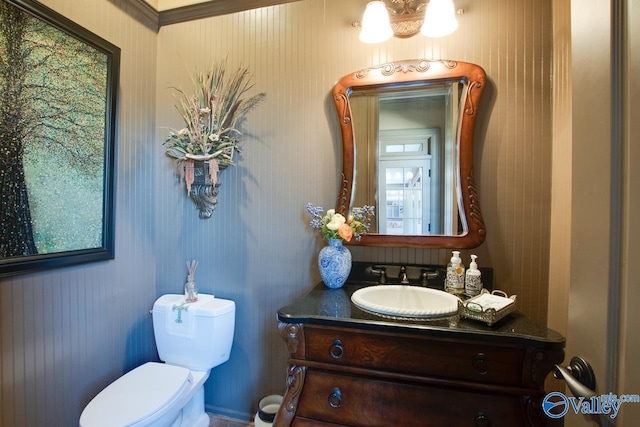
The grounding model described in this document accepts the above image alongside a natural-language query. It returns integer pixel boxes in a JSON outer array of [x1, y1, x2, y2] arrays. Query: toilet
[[80, 294, 235, 427]]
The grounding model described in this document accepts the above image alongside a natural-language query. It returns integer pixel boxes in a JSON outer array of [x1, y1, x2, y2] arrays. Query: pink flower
[[338, 223, 353, 242]]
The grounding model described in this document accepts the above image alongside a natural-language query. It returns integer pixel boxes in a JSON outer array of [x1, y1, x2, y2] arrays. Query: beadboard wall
[[0, 0, 159, 426], [155, 0, 553, 418], [1, 0, 555, 425]]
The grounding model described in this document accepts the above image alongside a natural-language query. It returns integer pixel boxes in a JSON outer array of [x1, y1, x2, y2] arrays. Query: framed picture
[[0, 0, 119, 277]]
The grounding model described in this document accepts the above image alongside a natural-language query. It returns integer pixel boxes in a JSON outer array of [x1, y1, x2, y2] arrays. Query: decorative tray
[[459, 289, 517, 326]]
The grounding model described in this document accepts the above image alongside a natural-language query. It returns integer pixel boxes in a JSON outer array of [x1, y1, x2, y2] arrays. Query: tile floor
[[208, 413, 253, 427]]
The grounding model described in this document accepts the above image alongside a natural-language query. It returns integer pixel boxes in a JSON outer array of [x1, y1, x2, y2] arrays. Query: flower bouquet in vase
[[306, 203, 374, 289]]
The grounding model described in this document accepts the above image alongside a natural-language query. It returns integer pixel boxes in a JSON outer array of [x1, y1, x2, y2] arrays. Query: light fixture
[[357, 0, 460, 44]]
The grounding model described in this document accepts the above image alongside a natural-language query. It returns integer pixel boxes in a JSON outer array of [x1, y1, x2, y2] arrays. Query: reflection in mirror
[[333, 60, 486, 248], [350, 84, 463, 236]]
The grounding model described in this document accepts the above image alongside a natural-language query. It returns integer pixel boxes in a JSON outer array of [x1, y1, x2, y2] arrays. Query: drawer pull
[[329, 339, 344, 359], [328, 388, 342, 408], [474, 412, 490, 426], [473, 352, 488, 375]]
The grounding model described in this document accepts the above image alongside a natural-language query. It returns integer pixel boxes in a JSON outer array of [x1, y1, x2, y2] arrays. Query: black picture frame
[[0, 0, 119, 277]]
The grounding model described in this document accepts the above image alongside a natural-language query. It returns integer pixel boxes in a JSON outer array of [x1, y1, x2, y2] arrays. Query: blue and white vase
[[318, 238, 352, 289]]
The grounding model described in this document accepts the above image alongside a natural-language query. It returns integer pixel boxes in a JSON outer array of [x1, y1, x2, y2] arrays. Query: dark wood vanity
[[274, 58, 564, 426], [274, 281, 564, 427]]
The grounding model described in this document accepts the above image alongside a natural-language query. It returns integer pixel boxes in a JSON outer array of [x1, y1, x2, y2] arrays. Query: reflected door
[[378, 160, 431, 234]]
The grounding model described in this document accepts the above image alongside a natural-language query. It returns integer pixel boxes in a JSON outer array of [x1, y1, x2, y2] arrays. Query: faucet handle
[[420, 268, 439, 286], [369, 266, 387, 285]]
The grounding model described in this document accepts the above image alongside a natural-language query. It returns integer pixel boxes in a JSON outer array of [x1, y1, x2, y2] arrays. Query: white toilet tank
[[152, 294, 235, 371]]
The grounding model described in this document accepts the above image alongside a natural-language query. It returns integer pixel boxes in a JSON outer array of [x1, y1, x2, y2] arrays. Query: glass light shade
[[421, 0, 459, 38], [359, 1, 394, 44]]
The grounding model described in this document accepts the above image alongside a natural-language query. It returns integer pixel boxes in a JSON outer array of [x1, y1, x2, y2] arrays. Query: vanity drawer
[[296, 369, 524, 427], [303, 325, 525, 386]]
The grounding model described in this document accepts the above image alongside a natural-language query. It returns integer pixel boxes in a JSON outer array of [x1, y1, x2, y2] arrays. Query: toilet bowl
[[80, 294, 235, 427]]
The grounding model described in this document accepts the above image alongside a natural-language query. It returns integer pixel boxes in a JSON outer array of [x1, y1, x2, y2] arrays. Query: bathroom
[[0, 0, 638, 426]]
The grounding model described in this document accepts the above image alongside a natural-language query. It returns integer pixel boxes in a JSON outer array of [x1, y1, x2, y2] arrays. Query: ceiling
[[142, 0, 299, 13], [143, 0, 212, 12]]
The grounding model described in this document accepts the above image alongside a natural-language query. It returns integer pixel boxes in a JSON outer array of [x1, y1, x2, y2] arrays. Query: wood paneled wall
[[0, 1, 159, 426], [1, 0, 555, 424], [155, 0, 553, 418]]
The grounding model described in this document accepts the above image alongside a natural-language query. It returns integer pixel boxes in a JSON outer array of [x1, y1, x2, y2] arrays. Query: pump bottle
[[465, 254, 483, 296], [445, 251, 465, 295]]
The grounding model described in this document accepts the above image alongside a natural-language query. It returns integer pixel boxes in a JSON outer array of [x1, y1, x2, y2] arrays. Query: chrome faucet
[[399, 266, 410, 284]]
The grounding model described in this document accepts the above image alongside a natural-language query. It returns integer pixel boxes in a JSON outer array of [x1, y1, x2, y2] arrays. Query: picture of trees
[[0, 0, 118, 275]]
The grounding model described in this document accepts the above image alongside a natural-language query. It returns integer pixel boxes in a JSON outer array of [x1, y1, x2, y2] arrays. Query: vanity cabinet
[[274, 283, 565, 427]]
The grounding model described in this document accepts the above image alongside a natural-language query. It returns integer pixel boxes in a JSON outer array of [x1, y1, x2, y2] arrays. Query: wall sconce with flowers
[[164, 61, 265, 219], [355, 0, 462, 43]]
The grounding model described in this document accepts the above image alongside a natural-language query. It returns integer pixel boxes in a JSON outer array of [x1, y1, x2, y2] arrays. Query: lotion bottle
[[445, 251, 465, 295], [465, 254, 483, 296]]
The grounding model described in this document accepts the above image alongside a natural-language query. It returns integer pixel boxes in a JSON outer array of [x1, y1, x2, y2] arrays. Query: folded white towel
[[166, 300, 195, 338]]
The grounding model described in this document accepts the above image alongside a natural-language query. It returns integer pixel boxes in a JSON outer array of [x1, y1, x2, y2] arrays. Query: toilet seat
[[80, 362, 193, 427]]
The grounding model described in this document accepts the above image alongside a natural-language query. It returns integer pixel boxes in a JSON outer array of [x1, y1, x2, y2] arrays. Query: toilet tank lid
[[80, 362, 192, 427], [153, 294, 235, 317]]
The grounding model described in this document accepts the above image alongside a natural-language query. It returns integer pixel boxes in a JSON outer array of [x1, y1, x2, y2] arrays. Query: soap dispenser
[[465, 255, 483, 296], [445, 251, 465, 295]]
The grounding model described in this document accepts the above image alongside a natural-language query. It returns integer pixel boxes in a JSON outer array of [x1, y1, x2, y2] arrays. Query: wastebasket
[[254, 394, 283, 427]]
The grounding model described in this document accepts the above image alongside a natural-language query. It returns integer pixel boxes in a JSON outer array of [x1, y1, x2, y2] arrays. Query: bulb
[[359, 1, 394, 44], [421, 0, 459, 38]]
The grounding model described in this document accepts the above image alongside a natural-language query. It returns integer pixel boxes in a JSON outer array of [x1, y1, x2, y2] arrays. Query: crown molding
[[116, 0, 159, 30], [159, 0, 300, 26], [116, 0, 301, 30]]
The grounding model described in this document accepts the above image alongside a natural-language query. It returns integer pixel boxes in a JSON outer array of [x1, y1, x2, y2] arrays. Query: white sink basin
[[351, 285, 460, 319]]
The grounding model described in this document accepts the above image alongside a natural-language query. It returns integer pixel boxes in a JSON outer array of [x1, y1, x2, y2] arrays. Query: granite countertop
[[277, 282, 565, 349]]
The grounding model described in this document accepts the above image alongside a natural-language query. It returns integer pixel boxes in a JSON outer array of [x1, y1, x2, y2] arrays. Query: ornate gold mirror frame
[[333, 59, 486, 248]]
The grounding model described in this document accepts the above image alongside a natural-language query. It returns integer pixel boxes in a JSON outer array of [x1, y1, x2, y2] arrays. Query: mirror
[[333, 59, 486, 248]]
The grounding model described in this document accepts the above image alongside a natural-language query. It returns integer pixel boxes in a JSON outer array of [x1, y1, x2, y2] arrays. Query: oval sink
[[351, 285, 460, 319]]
